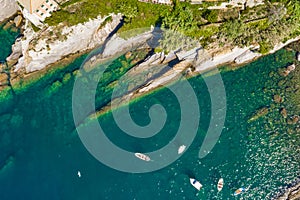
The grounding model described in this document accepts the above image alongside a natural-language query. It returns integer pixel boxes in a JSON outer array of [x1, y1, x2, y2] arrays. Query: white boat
[[190, 178, 202, 191], [77, 171, 81, 178], [134, 153, 151, 161], [217, 178, 224, 192], [178, 145, 186, 154]]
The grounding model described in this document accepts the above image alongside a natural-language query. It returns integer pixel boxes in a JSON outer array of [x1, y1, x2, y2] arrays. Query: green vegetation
[[217, 0, 300, 53], [45, 0, 300, 53], [98, 16, 112, 30], [31, 23, 40, 32], [45, 0, 170, 30]]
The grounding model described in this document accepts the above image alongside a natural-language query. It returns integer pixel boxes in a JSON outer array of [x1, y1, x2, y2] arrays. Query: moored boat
[[217, 178, 224, 192], [134, 153, 151, 161], [234, 186, 250, 196], [178, 145, 186, 154], [190, 178, 203, 191]]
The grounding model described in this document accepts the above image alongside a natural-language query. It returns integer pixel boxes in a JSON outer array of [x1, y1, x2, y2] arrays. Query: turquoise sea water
[[0, 22, 19, 62], [0, 36, 299, 199]]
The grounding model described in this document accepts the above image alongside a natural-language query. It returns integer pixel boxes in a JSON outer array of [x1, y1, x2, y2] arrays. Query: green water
[[0, 45, 299, 199], [0, 22, 19, 62]]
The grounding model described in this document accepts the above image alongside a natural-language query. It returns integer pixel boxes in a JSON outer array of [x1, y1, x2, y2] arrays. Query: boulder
[[0, 73, 8, 86], [175, 47, 201, 62], [125, 51, 132, 59], [163, 51, 177, 64], [6, 38, 22, 63], [0, 0, 18, 22], [280, 108, 287, 118], [248, 107, 269, 122], [292, 115, 299, 124], [234, 50, 261, 64], [13, 15, 22, 27], [287, 64, 296, 72], [281, 64, 296, 77], [273, 94, 283, 103]]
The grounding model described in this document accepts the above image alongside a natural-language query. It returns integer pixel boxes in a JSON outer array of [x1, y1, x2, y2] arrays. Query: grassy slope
[[45, 0, 300, 52]]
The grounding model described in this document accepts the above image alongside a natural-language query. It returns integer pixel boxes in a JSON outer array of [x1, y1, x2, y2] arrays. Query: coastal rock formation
[[0, 0, 18, 22], [195, 46, 259, 72], [234, 49, 261, 64], [270, 36, 300, 54], [83, 30, 200, 108], [6, 38, 22, 66], [101, 33, 153, 59], [277, 182, 300, 200], [10, 13, 123, 73], [175, 47, 202, 62]]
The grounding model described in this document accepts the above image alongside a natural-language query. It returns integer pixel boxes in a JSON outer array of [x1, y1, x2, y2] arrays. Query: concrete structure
[[16, 0, 59, 26]]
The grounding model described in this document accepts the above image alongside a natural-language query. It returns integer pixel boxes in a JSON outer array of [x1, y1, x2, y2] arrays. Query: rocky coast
[[2, 8, 300, 122], [0, 2, 300, 198], [0, 0, 18, 22]]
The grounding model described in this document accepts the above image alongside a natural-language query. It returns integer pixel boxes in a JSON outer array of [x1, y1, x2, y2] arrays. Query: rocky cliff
[[0, 0, 18, 22], [7, 13, 123, 73]]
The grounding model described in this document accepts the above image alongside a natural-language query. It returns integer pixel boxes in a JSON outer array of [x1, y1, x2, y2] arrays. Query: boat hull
[[190, 178, 202, 191], [134, 153, 151, 161], [217, 178, 224, 192]]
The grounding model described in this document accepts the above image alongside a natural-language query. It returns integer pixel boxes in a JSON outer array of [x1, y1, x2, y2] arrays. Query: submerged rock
[[287, 64, 296, 72], [125, 51, 132, 59], [248, 107, 269, 122], [273, 94, 283, 103], [289, 115, 300, 124], [280, 108, 288, 118], [0, 73, 8, 86], [0, 155, 15, 173], [277, 79, 286, 87], [282, 64, 296, 76]]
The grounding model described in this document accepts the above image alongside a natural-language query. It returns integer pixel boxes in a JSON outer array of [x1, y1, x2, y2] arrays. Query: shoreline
[[4, 22, 298, 114], [1, 9, 300, 198], [87, 35, 300, 118]]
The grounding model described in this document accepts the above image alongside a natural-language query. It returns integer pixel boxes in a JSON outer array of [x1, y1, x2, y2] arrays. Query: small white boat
[[190, 178, 203, 191], [134, 153, 151, 161], [77, 171, 81, 178], [178, 145, 186, 154], [217, 178, 224, 192]]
